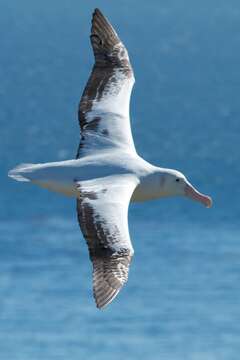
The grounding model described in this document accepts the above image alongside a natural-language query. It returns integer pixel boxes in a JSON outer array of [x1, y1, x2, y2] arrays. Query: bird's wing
[[76, 8, 136, 158], [76, 175, 139, 309]]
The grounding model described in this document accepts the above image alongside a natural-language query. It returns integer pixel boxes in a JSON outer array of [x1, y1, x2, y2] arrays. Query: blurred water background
[[1, 0, 240, 359]]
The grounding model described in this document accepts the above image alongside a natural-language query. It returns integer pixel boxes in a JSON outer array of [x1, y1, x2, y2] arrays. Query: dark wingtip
[[90, 7, 120, 62], [94, 288, 120, 310], [93, 8, 101, 15], [92, 8, 107, 26]]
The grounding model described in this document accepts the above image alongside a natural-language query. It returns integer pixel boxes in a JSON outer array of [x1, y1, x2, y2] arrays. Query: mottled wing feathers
[[91, 252, 132, 308], [77, 9, 136, 158], [76, 176, 138, 308], [90, 8, 127, 67]]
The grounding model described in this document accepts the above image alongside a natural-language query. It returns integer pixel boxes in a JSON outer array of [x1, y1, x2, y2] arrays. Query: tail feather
[[8, 163, 35, 182]]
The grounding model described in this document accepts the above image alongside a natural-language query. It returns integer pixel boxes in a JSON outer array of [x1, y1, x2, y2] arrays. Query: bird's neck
[[131, 168, 165, 202]]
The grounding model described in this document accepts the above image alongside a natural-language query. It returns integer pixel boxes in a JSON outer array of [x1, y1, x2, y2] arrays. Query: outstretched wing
[[76, 175, 139, 309], [76, 8, 136, 158]]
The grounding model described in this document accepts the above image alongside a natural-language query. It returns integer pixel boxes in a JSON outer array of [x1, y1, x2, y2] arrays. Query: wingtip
[[92, 8, 104, 23], [90, 7, 121, 60], [93, 8, 101, 14], [92, 8, 104, 17], [94, 288, 120, 310]]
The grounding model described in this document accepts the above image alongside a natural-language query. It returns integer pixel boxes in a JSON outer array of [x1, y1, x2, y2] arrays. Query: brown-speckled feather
[[76, 176, 138, 309], [76, 8, 135, 158]]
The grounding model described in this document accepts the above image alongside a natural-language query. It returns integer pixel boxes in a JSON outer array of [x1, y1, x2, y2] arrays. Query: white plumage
[[8, 9, 212, 309]]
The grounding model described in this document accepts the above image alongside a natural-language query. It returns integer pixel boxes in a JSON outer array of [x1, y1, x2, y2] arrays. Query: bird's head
[[159, 169, 212, 208]]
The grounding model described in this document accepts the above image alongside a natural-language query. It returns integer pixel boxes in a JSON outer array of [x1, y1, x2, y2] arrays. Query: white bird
[[8, 9, 212, 309]]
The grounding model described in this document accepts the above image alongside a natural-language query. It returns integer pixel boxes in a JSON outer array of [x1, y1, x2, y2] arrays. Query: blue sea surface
[[1, 0, 240, 359]]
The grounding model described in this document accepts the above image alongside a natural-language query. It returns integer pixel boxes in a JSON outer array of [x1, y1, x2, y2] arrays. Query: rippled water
[[1, 0, 240, 359], [0, 218, 239, 359]]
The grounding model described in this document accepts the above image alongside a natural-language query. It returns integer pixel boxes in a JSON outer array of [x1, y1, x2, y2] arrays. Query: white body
[[8, 150, 169, 202]]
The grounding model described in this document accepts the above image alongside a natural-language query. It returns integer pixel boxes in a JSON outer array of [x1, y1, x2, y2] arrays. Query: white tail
[[8, 163, 35, 182]]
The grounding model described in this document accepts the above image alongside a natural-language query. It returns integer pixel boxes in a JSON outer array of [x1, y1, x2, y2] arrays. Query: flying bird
[[9, 9, 212, 309]]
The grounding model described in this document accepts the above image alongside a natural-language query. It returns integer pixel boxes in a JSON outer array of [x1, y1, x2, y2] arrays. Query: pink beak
[[185, 183, 212, 208]]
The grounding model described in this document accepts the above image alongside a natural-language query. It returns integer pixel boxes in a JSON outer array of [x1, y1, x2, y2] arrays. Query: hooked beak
[[185, 182, 212, 208]]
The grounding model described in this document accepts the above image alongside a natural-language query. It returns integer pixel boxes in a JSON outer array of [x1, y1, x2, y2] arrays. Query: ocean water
[[1, 0, 240, 359]]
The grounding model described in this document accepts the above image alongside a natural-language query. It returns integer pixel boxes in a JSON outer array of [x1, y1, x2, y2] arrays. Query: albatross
[[9, 9, 212, 309]]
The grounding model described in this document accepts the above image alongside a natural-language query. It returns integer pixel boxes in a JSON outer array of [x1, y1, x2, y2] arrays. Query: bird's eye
[[176, 178, 180, 182]]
